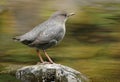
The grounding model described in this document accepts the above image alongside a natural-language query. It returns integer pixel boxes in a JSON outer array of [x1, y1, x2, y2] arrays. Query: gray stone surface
[[16, 63, 89, 82]]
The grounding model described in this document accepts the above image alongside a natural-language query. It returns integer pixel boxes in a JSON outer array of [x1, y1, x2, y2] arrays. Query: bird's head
[[50, 11, 75, 23]]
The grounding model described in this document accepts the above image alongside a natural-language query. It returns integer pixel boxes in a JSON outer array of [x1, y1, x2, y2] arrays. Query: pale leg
[[43, 50, 54, 64], [36, 49, 44, 63]]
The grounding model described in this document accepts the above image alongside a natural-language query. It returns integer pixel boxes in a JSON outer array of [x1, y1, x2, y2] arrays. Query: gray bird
[[13, 11, 75, 63]]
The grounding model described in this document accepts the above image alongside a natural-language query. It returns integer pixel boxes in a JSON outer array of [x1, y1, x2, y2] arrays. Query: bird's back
[[21, 21, 48, 41]]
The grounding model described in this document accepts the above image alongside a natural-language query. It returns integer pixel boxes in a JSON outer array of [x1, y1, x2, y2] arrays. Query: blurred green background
[[0, 0, 120, 82]]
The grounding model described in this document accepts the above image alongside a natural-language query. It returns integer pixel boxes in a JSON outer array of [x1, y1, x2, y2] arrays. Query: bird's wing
[[15, 20, 49, 44], [29, 25, 63, 46]]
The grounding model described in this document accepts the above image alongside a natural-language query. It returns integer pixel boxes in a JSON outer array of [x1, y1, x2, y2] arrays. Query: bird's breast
[[56, 24, 66, 42]]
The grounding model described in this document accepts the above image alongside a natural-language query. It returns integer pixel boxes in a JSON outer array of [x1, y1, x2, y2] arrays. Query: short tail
[[12, 36, 20, 41]]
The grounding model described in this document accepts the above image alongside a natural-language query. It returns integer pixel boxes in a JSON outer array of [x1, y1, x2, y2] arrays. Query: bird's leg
[[43, 50, 54, 64], [36, 49, 44, 63]]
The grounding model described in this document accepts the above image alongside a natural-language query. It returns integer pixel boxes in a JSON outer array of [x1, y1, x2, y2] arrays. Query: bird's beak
[[67, 13, 75, 17]]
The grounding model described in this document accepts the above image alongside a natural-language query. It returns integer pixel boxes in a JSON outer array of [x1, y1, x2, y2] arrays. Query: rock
[[16, 63, 89, 82]]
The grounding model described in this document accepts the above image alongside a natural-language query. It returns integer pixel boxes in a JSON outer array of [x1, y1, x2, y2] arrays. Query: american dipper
[[13, 11, 75, 63]]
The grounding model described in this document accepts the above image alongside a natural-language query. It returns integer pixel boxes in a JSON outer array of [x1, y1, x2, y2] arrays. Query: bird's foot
[[42, 61, 54, 64], [36, 61, 54, 65]]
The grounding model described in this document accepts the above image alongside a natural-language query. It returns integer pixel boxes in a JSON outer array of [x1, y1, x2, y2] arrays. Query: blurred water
[[0, 0, 120, 82]]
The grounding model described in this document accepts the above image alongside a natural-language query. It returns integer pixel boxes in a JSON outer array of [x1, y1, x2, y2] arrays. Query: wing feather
[[29, 26, 63, 46]]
